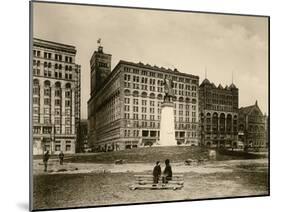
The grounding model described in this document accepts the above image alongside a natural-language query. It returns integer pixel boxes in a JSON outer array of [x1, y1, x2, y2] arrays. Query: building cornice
[[33, 38, 77, 54], [119, 60, 199, 79]]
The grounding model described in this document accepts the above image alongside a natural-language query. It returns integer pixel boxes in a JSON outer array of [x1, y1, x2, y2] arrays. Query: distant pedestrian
[[58, 151, 64, 165], [43, 150, 50, 172], [208, 150, 216, 160], [153, 161, 161, 184], [162, 159, 172, 183]]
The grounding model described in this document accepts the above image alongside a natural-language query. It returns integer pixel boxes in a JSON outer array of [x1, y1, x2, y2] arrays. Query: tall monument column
[[159, 76, 177, 146]]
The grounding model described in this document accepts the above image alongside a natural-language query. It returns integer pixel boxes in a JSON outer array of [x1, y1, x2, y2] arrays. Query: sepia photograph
[[30, 1, 269, 211]]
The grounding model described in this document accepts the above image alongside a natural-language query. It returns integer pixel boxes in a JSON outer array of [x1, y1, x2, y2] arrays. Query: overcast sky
[[33, 2, 268, 119]]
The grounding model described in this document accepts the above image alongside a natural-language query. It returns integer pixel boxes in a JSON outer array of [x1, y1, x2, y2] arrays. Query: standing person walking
[[152, 161, 161, 184], [162, 159, 173, 184], [43, 150, 50, 172], [58, 151, 64, 165]]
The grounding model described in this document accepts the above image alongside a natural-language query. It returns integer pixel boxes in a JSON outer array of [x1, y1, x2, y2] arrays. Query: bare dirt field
[[32, 158, 268, 210]]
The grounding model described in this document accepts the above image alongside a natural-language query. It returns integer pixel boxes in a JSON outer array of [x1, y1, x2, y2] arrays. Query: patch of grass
[[64, 146, 266, 164]]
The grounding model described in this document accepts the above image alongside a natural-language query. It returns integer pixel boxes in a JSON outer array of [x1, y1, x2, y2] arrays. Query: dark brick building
[[199, 78, 239, 147]]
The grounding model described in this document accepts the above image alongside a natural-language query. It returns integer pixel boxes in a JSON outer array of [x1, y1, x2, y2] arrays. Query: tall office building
[[32, 38, 81, 155], [88, 45, 200, 151], [199, 78, 239, 147]]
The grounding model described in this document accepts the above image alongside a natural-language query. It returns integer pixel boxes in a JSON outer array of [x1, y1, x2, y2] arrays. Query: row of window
[[205, 98, 236, 106], [124, 120, 198, 129], [33, 87, 71, 96], [124, 128, 198, 138], [124, 99, 196, 110], [33, 116, 72, 126], [204, 127, 237, 133], [125, 92, 197, 104], [124, 74, 197, 90], [206, 93, 236, 100], [124, 112, 197, 122], [124, 105, 196, 116], [124, 82, 197, 97], [124, 98, 196, 110], [33, 116, 73, 129], [33, 60, 74, 71], [44, 143, 72, 152], [98, 62, 109, 68], [205, 104, 237, 112], [33, 87, 72, 98], [33, 68, 73, 79], [33, 107, 71, 115], [33, 50, 73, 63], [33, 80, 72, 89], [33, 97, 72, 106], [123, 66, 198, 84], [124, 129, 140, 137]]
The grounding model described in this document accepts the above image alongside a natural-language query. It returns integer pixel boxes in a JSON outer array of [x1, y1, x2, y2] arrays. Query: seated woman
[[162, 159, 172, 183]]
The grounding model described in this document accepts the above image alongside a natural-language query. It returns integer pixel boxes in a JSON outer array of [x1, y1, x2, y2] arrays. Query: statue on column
[[163, 76, 174, 102]]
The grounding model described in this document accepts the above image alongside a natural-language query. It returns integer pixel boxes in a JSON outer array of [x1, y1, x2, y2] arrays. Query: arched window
[[141, 92, 147, 98], [65, 90, 71, 98], [124, 89, 130, 96], [54, 82, 61, 97], [44, 80, 51, 97], [33, 79, 40, 96], [133, 90, 139, 97], [157, 94, 163, 100], [149, 93, 155, 99], [44, 80, 50, 87], [219, 113, 226, 131], [33, 79, 39, 86], [226, 114, 232, 132], [65, 83, 71, 89], [233, 115, 238, 132], [200, 113, 205, 125], [192, 98, 197, 104], [55, 82, 61, 88], [212, 113, 218, 132], [206, 113, 211, 127]]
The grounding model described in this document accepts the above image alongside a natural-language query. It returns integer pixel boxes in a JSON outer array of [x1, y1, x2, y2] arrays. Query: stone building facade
[[32, 38, 81, 155], [88, 45, 200, 151], [238, 101, 268, 149], [199, 78, 239, 147]]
